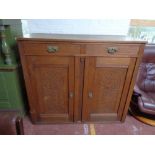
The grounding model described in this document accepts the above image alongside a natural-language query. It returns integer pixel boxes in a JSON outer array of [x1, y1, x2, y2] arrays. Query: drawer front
[[22, 41, 81, 56], [85, 43, 140, 57]]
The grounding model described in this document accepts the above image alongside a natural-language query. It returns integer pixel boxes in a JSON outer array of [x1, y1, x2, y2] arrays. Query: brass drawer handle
[[107, 47, 118, 54], [47, 46, 58, 53]]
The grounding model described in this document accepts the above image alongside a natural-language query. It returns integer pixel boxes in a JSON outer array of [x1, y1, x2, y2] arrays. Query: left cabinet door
[[25, 56, 74, 123]]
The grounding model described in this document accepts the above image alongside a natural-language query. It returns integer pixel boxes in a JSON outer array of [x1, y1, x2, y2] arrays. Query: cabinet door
[[82, 57, 136, 122], [26, 56, 74, 123]]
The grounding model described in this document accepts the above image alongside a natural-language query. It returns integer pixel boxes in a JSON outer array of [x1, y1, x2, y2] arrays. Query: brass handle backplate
[[47, 46, 58, 53], [107, 47, 118, 54]]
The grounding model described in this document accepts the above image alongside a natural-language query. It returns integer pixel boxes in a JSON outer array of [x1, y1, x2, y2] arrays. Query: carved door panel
[[26, 56, 74, 123], [82, 57, 136, 122]]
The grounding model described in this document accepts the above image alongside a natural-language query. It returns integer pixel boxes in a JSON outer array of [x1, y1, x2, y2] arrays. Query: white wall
[[22, 19, 130, 36]]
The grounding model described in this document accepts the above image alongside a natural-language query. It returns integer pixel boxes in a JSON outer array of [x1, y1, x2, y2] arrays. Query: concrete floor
[[23, 113, 155, 135]]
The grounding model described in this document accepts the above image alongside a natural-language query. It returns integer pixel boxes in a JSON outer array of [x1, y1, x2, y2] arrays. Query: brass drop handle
[[47, 45, 58, 53], [107, 47, 118, 54], [88, 91, 93, 98]]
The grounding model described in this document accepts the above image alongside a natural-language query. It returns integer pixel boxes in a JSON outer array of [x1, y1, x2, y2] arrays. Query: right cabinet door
[[82, 57, 136, 122]]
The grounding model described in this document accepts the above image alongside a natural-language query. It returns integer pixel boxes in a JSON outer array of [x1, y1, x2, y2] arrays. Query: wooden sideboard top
[[17, 33, 147, 44]]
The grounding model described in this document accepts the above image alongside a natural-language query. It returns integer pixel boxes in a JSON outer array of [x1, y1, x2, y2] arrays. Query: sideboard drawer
[[22, 41, 81, 56], [85, 44, 140, 57]]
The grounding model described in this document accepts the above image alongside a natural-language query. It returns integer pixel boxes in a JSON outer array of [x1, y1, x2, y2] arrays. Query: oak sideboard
[[17, 34, 146, 123]]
